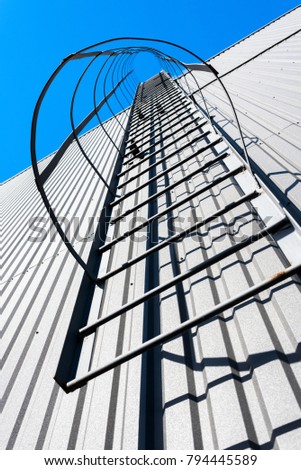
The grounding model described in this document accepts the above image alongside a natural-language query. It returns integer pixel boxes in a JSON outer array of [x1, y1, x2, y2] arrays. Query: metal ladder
[[54, 72, 301, 392]]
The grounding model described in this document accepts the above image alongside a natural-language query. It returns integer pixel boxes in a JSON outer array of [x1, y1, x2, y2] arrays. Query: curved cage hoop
[[31, 37, 252, 281]]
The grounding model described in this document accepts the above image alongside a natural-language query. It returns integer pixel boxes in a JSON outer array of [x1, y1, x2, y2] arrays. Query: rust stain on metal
[[271, 270, 286, 280]]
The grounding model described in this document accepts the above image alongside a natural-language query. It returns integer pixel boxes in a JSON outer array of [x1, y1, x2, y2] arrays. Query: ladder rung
[[111, 144, 226, 222], [119, 127, 211, 182], [99, 166, 245, 254], [126, 109, 199, 147], [99, 190, 260, 283], [125, 121, 207, 167], [65, 259, 298, 392], [134, 83, 176, 104], [130, 94, 183, 125], [127, 107, 196, 143], [129, 101, 190, 135], [133, 85, 177, 110], [86, 217, 288, 336], [136, 87, 177, 106], [124, 116, 201, 159], [112, 138, 221, 207], [130, 97, 190, 131], [131, 98, 182, 126], [132, 89, 180, 115]]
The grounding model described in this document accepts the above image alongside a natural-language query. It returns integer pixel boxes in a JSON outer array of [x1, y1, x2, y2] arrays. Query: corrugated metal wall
[[1, 7, 301, 451], [177, 5, 301, 220], [1, 113, 130, 449], [208, 4, 301, 74]]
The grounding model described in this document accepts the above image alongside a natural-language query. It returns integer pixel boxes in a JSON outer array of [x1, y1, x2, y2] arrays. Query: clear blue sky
[[1, 0, 300, 182]]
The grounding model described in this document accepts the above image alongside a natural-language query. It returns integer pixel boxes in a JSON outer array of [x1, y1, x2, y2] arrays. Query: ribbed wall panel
[[177, 7, 301, 219], [1, 112, 129, 450], [209, 5, 301, 76], [1, 9, 301, 450]]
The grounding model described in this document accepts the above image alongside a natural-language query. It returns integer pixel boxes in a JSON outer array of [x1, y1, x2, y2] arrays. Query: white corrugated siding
[[1, 8, 301, 451], [177, 5, 301, 218], [1, 112, 131, 449], [210, 4, 301, 74]]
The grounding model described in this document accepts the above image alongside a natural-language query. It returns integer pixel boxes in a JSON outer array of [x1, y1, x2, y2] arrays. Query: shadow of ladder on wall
[[54, 71, 301, 395]]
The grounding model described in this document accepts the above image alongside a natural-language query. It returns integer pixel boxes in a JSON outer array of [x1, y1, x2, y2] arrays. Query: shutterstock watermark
[[27, 213, 272, 246]]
